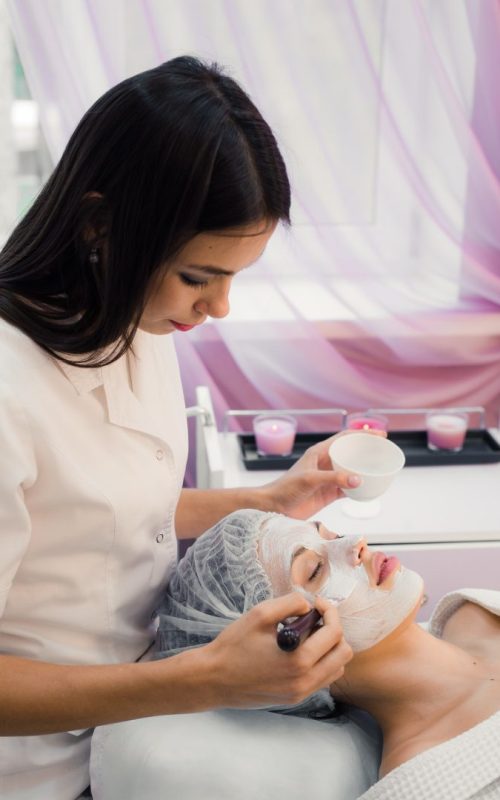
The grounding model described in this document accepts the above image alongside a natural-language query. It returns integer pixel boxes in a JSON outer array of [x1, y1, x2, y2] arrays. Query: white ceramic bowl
[[328, 433, 405, 501]]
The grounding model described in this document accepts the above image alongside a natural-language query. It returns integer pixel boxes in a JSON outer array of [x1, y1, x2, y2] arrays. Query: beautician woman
[[0, 56, 355, 798]]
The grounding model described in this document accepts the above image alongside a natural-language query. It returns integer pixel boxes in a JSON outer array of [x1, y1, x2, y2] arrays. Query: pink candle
[[253, 414, 297, 456], [346, 413, 388, 432], [426, 413, 468, 451]]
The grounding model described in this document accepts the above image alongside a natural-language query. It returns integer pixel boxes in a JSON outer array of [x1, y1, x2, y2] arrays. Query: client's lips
[[373, 552, 400, 585]]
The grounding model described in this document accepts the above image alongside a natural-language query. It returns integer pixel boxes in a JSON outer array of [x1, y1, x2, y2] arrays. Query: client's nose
[[323, 533, 368, 568], [352, 537, 368, 566]]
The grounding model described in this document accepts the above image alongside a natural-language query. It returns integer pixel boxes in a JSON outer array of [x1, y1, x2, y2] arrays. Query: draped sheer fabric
[[7, 0, 500, 483]]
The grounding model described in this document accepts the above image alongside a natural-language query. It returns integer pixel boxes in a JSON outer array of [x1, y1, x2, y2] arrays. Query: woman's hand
[[201, 593, 353, 710], [259, 429, 386, 520]]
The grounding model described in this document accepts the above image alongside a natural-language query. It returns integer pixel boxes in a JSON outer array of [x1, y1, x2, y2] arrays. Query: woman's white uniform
[[0, 319, 188, 799]]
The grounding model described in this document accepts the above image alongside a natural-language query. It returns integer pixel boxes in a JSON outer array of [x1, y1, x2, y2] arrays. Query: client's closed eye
[[291, 548, 329, 590], [309, 559, 324, 582]]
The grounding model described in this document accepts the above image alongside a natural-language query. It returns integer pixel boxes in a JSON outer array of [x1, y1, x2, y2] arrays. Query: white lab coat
[[0, 319, 188, 799]]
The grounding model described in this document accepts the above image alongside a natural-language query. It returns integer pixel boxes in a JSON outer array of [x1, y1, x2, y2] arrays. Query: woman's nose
[[194, 282, 231, 319]]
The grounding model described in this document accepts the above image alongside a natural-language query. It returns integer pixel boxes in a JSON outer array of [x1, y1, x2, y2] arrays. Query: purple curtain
[[7, 0, 500, 485]]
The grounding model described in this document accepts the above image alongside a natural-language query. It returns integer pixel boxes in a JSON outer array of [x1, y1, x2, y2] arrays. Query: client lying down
[[154, 510, 500, 800]]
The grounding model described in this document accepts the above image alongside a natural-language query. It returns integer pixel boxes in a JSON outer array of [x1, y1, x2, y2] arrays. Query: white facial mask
[[258, 515, 324, 597], [258, 518, 424, 653], [316, 536, 424, 652]]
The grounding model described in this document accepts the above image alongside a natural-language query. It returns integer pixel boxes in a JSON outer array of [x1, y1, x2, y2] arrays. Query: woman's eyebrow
[[291, 546, 306, 563], [185, 264, 235, 276], [184, 254, 262, 275]]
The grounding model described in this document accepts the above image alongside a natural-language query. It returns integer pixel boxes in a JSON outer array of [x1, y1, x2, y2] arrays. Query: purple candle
[[253, 414, 297, 456], [426, 413, 468, 452], [346, 413, 388, 432]]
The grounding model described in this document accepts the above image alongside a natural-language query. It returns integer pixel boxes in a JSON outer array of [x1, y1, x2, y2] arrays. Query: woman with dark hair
[[0, 57, 358, 798]]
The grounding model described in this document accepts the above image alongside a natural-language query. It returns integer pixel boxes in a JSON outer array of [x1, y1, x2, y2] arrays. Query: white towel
[[428, 587, 500, 639], [357, 588, 500, 800]]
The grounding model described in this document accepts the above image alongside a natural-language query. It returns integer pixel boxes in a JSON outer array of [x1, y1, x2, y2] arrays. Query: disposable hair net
[[154, 509, 335, 716], [155, 509, 275, 658]]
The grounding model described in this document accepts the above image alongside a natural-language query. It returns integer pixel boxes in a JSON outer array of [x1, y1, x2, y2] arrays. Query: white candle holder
[[345, 412, 388, 432], [253, 414, 298, 457], [426, 412, 468, 452]]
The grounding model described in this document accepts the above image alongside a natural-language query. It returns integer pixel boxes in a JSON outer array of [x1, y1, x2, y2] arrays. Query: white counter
[[217, 431, 500, 546]]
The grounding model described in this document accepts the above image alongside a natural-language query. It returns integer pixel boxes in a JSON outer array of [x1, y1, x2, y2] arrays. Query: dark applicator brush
[[276, 608, 322, 651]]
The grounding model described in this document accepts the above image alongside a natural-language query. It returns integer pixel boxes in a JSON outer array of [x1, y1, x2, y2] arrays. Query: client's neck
[[332, 623, 493, 773], [338, 624, 474, 726]]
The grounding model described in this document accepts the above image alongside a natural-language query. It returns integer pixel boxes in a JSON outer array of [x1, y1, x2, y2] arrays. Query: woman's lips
[[171, 321, 196, 332], [373, 552, 400, 585]]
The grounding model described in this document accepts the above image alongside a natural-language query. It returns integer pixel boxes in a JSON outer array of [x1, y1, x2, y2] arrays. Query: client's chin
[[336, 567, 424, 654]]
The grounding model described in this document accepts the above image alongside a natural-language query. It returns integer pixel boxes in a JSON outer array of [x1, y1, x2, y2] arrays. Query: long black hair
[[0, 56, 290, 366]]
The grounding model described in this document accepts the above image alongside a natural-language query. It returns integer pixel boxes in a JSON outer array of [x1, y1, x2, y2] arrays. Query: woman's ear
[[79, 191, 108, 248]]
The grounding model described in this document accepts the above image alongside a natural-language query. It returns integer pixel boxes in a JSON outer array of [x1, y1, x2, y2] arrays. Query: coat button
[[156, 532, 164, 543], [156, 449, 164, 460]]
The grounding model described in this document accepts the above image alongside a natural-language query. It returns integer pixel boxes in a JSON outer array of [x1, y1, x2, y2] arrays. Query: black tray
[[237, 429, 500, 470]]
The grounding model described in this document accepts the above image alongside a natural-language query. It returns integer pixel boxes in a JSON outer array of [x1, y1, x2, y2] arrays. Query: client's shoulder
[[430, 588, 500, 654], [441, 600, 500, 661]]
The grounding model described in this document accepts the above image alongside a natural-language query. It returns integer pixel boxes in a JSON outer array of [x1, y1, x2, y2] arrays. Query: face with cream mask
[[257, 515, 424, 653]]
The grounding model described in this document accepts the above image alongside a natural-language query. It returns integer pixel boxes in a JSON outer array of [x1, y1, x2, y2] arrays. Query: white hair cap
[[155, 509, 275, 657]]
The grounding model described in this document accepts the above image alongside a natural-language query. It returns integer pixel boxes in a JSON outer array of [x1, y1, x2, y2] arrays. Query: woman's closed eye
[[179, 273, 208, 288]]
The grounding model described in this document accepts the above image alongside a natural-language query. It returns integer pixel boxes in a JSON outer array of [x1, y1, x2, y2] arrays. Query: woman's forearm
[[175, 487, 272, 539], [176, 431, 366, 538], [0, 649, 217, 736], [1, 596, 353, 736]]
